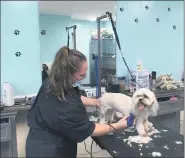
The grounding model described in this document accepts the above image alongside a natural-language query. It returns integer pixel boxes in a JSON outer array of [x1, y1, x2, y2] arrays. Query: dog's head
[[132, 88, 159, 116]]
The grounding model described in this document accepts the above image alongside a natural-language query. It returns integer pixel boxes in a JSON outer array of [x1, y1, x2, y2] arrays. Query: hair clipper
[[127, 114, 135, 127]]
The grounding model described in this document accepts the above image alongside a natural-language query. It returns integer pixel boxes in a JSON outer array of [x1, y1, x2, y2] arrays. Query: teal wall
[[116, 1, 184, 80], [39, 15, 103, 84], [1, 1, 41, 96], [39, 14, 72, 63], [2, 1, 183, 97], [1, 1, 108, 97]]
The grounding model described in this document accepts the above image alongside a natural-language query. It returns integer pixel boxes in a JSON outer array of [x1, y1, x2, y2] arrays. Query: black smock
[[42, 70, 48, 83], [26, 79, 95, 158]]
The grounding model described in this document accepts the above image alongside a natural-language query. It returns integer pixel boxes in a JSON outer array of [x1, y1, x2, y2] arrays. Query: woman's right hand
[[92, 115, 136, 137], [115, 115, 136, 130]]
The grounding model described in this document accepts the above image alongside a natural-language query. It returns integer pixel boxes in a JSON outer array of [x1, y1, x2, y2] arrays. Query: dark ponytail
[[47, 46, 86, 100]]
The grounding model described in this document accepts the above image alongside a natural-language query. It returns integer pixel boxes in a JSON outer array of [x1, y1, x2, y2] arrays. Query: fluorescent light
[[89, 17, 96, 21]]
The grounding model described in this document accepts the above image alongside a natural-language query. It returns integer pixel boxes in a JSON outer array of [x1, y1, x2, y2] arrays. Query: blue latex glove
[[127, 114, 135, 127]]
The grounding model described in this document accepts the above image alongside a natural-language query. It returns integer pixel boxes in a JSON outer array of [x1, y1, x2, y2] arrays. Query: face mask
[[73, 76, 86, 88], [73, 81, 82, 87], [73, 77, 82, 87]]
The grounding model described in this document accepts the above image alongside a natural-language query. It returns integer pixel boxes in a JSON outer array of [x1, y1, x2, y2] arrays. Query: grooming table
[[92, 123, 184, 157]]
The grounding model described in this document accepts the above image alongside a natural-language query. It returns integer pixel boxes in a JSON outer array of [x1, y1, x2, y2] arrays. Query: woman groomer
[[26, 46, 130, 158]]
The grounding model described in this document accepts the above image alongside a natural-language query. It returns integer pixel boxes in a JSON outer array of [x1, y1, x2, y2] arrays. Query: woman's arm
[[81, 96, 100, 107], [91, 115, 129, 137]]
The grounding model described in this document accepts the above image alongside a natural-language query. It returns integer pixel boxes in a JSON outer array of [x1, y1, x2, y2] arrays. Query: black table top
[[92, 124, 184, 157]]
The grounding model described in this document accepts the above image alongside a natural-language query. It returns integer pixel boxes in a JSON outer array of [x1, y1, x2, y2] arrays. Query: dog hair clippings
[[127, 114, 135, 127]]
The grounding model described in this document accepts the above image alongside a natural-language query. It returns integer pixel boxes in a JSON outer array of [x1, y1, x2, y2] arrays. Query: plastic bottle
[[137, 60, 143, 70], [2, 82, 14, 106]]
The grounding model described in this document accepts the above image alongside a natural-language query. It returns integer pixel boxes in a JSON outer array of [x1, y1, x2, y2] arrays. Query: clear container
[[2, 82, 14, 106], [124, 78, 130, 91], [129, 70, 150, 90], [118, 77, 126, 91]]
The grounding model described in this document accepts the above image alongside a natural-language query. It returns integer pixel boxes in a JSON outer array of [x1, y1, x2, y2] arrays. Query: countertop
[[0, 87, 184, 116], [120, 87, 184, 98]]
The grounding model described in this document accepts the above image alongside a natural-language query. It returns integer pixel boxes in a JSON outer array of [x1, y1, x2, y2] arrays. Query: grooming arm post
[[72, 26, 77, 50], [66, 25, 77, 30], [66, 25, 77, 50], [96, 14, 108, 98]]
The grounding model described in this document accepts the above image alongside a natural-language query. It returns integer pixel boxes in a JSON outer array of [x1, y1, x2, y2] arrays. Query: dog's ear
[[132, 90, 139, 105], [149, 96, 159, 116]]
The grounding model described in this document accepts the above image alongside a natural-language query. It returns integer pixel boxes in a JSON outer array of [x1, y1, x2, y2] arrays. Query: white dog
[[99, 88, 159, 136]]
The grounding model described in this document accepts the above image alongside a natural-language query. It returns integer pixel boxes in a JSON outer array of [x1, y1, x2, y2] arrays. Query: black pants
[[26, 129, 77, 158]]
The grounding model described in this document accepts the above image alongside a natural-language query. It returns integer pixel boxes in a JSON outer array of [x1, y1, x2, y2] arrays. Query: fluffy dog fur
[[99, 88, 159, 136]]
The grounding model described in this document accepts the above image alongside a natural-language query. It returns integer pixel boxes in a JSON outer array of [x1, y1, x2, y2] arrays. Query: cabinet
[[89, 39, 116, 86], [0, 112, 18, 158]]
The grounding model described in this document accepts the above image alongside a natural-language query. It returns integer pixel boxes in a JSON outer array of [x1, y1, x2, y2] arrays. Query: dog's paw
[[145, 125, 153, 133], [149, 122, 153, 126], [139, 132, 148, 137], [144, 121, 153, 133], [147, 131, 154, 136], [148, 127, 153, 132], [148, 126, 154, 132], [148, 122, 153, 128], [142, 133, 148, 137]]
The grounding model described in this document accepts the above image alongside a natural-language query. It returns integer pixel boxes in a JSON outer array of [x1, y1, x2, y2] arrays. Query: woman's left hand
[[81, 96, 101, 107]]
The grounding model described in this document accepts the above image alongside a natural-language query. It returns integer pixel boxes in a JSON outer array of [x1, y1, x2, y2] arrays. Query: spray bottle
[[137, 60, 143, 70]]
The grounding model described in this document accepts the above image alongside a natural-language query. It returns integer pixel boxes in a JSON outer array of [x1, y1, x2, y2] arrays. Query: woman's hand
[[114, 115, 129, 130], [114, 115, 136, 130], [92, 115, 135, 137], [117, 115, 136, 128], [81, 96, 101, 108]]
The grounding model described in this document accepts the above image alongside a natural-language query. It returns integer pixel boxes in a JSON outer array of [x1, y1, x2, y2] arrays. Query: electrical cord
[[107, 123, 121, 132], [77, 149, 102, 156], [83, 140, 102, 158], [83, 123, 120, 158], [84, 141, 93, 157], [106, 12, 142, 89], [90, 139, 94, 158]]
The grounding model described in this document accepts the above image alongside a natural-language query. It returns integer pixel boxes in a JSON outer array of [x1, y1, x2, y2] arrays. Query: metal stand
[[96, 14, 108, 98], [66, 25, 77, 50], [96, 11, 134, 97]]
